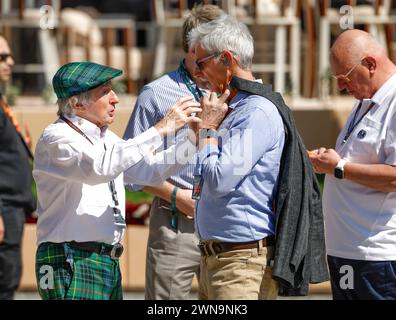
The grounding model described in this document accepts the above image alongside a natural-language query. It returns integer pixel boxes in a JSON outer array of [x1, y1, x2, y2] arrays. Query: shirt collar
[[370, 73, 396, 106], [177, 59, 191, 84], [228, 78, 263, 110], [63, 114, 107, 141]]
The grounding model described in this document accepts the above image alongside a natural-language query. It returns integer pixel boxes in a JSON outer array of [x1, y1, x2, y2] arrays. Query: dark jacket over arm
[[230, 77, 329, 296]]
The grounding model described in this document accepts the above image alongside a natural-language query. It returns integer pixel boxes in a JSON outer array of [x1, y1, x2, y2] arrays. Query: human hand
[[0, 215, 5, 243], [154, 97, 202, 137], [309, 148, 341, 175], [175, 189, 195, 218], [198, 90, 230, 130]]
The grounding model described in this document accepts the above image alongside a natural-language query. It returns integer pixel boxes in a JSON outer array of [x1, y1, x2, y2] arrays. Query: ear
[[69, 97, 86, 112], [362, 56, 376, 74], [222, 51, 233, 67]]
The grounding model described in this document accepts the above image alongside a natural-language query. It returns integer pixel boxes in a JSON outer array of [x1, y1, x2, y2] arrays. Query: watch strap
[[336, 159, 347, 170], [199, 128, 218, 140]]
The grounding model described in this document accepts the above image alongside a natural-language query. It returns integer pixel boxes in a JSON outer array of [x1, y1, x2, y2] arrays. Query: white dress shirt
[[33, 115, 195, 245]]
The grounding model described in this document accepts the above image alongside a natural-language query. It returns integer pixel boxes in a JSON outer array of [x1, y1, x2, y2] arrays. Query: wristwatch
[[199, 128, 218, 140], [334, 159, 348, 179]]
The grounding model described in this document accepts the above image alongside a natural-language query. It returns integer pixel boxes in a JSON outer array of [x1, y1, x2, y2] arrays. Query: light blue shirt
[[123, 67, 197, 190], [195, 92, 285, 242]]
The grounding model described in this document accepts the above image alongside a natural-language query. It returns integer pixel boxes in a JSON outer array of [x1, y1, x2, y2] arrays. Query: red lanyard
[[1, 96, 34, 160], [60, 115, 94, 145]]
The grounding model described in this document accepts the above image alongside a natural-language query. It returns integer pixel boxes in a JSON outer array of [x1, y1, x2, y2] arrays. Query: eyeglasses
[[332, 58, 364, 82], [195, 53, 219, 71], [0, 53, 13, 62]]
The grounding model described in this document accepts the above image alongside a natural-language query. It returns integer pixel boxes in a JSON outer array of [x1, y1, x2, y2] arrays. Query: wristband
[[170, 186, 179, 230]]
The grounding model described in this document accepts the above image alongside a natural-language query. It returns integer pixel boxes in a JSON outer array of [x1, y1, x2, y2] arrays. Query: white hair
[[56, 90, 92, 117], [188, 14, 254, 69]]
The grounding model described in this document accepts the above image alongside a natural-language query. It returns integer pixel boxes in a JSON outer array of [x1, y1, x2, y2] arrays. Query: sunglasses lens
[[0, 54, 11, 62]]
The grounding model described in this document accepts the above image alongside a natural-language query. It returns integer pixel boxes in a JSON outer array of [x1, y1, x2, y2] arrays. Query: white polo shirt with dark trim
[[323, 73, 396, 261]]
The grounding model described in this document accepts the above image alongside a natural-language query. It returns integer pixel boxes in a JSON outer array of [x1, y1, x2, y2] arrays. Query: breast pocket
[[349, 117, 382, 162]]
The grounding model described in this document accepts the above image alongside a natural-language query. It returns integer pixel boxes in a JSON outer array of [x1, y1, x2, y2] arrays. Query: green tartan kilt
[[35, 242, 123, 300]]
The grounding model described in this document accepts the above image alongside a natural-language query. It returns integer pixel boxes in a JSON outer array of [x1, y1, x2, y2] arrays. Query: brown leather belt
[[198, 235, 275, 256]]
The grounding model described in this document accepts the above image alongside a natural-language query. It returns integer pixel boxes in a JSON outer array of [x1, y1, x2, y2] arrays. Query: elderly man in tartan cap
[[33, 61, 228, 300]]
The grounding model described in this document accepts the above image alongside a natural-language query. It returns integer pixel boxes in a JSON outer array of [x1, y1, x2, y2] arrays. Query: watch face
[[334, 167, 344, 179]]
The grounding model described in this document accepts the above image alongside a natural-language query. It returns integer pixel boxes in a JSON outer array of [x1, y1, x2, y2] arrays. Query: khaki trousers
[[145, 197, 200, 300], [199, 244, 279, 300]]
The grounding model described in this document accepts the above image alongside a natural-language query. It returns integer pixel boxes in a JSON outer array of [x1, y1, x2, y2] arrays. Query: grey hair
[[188, 14, 254, 69], [56, 90, 92, 117]]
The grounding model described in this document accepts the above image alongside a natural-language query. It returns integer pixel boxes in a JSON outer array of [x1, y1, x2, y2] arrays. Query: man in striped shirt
[[123, 4, 224, 299]]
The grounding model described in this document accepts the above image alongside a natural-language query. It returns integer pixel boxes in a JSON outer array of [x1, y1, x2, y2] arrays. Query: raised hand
[[199, 89, 230, 129], [154, 96, 202, 137]]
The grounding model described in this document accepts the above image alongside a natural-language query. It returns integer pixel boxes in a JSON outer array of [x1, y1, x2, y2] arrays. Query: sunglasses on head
[[0, 53, 13, 62]]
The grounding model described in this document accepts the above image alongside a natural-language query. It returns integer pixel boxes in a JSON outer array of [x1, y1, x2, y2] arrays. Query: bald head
[[329, 29, 396, 99], [331, 29, 385, 65]]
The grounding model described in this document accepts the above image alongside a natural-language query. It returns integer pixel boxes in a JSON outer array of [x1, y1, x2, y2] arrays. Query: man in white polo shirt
[[310, 29, 396, 300]]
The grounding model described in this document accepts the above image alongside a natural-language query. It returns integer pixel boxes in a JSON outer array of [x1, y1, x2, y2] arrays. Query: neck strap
[[178, 61, 204, 102], [60, 115, 94, 145]]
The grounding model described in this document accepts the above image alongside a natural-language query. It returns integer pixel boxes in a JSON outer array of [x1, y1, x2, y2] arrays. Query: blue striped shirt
[[195, 92, 285, 242], [123, 67, 196, 189]]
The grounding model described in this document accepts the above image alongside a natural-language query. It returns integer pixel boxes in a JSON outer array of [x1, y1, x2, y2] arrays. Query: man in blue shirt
[[123, 4, 224, 299], [189, 14, 285, 300]]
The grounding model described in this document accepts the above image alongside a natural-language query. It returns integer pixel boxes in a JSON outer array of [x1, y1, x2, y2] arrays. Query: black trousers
[[0, 206, 25, 300], [328, 255, 396, 300]]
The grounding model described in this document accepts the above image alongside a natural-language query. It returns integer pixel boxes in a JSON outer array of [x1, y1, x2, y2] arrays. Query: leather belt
[[68, 241, 124, 259], [198, 236, 275, 256]]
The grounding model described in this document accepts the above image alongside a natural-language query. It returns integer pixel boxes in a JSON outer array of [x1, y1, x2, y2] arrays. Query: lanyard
[[60, 115, 119, 209], [1, 96, 34, 160], [103, 143, 119, 207], [178, 61, 204, 102], [60, 115, 94, 145], [342, 101, 375, 144]]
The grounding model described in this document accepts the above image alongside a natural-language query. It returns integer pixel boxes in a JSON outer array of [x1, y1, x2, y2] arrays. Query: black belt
[[198, 236, 275, 256], [68, 241, 124, 259]]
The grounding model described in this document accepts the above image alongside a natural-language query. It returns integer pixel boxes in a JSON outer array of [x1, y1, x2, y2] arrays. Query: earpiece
[[223, 57, 230, 66]]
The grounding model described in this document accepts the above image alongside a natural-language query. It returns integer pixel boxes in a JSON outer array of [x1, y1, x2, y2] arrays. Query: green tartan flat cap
[[52, 62, 123, 99]]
